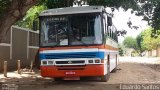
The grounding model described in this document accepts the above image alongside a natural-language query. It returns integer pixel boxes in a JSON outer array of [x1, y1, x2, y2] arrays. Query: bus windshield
[[40, 13, 102, 47]]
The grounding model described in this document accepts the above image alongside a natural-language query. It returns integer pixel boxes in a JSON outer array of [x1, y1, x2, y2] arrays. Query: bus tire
[[101, 61, 110, 82], [112, 66, 117, 73]]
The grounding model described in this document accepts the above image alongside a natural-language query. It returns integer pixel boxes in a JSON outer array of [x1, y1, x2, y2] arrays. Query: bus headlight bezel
[[48, 60, 54, 65], [42, 61, 47, 65], [41, 60, 54, 65], [95, 59, 101, 63], [87, 58, 101, 64], [88, 60, 94, 63]]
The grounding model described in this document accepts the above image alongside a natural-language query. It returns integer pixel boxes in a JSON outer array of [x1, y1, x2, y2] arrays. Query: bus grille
[[55, 60, 85, 66], [56, 61, 85, 64], [45, 52, 97, 59]]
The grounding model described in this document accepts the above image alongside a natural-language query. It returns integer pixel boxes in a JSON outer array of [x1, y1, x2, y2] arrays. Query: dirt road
[[1, 57, 160, 90]]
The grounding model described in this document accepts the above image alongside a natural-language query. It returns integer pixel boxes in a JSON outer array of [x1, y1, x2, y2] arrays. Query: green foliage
[[1, 0, 160, 33], [16, 5, 46, 29], [131, 50, 139, 57], [15, 0, 75, 29], [88, 0, 160, 35], [136, 33, 145, 53], [15, 0, 140, 29], [123, 36, 138, 50], [152, 2, 160, 35], [141, 27, 160, 51], [118, 44, 124, 56], [0, 0, 10, 18], [45, 0, 74, 9], [139, 0, 160, 35]]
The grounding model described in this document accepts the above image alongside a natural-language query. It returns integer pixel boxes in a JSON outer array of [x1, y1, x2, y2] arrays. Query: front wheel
[[111, 66, 117, 73], [101, 73, 110, 82]]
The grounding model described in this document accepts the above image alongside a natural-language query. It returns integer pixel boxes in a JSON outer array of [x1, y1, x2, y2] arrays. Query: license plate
[[65, 71, 76, 75], [64, 77, 80, 80]]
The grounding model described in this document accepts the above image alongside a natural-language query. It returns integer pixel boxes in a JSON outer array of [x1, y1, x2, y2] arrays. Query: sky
[[111, 7, 149, 43]]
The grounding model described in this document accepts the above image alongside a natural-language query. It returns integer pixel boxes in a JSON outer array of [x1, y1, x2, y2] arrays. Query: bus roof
[[39, 6, 104, 16]]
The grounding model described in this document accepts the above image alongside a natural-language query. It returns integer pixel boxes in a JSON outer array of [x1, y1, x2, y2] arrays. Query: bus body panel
[[41, 64, 104, 77], [39, 45, 118, 78]]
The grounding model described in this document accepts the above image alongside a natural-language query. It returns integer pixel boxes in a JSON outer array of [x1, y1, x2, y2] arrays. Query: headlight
[[95, 59, 100, 63], [42, 61, 47, 65], [48, 61, 54, 65], [88, 60, 93, 63]]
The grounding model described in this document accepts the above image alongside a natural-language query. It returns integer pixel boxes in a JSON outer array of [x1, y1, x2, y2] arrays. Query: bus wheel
[[112, 66, 117, 73], [101, 61, 110, 82], [112, 61, 117, 73]]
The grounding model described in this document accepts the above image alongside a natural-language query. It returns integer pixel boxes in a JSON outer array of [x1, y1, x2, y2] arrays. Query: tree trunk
[[0, 0, 38, 42]]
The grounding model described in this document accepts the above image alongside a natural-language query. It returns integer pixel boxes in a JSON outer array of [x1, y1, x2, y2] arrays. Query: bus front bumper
[[40, 64, 104, 78]]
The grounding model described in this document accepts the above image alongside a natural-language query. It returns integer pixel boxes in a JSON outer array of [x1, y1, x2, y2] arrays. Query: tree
[[141, 27, 160, 51], [130, 0, 160, 35], [118, 44, 124, 56], [16, 5, 46, 29], [0, 0, 38, 42], [14, 0, 137, 34], [151, 2, 160, 36], [123, 36, 138, 50], [1, 0, 160, 43], [45, 0, 74, 9], [141, 28, 153, 51], [136, 33, 145, 54], [140, 27, 160, 56]]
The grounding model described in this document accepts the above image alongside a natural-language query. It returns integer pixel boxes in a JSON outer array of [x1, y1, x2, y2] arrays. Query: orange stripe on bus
[[104, 45, 118, 51], [40, 45, 118, 51]]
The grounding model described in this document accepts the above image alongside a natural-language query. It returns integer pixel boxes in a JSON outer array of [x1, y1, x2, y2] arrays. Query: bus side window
[[112, 30, 114, 39], [103, 13, 108, 35], [112, 25, 118, 42], [112, 26, 116, 40], [107, 26, 111, 38], [107, 16, 112, 38], [103, 15, 106, 34], [110, 27, 112, 38], [107, 16, 112, 26], [115, 28, 118, 42]]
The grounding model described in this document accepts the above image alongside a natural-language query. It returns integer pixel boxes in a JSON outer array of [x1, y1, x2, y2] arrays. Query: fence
[[0, 26, 39, 72]]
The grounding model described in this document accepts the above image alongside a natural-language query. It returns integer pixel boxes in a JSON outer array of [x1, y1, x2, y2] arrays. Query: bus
[[39, 6, 118, 82]]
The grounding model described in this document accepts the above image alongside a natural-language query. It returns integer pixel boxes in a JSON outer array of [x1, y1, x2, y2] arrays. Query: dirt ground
[[0, 57, 160, 90]]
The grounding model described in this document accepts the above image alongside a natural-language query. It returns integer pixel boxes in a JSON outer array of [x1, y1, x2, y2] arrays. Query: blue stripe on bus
[[39, 51, 105, 60]]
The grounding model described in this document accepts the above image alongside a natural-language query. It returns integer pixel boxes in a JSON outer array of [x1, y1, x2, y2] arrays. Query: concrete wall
[[157, 45, 160, 57], [0, 46, 10, 71], [144, 50, 159, 57], [0, 26, 39, 72]]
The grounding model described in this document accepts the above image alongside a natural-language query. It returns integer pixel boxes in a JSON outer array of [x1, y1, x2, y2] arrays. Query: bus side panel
[[104, 44, 118, 72], [109, 53, 117, 72]]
